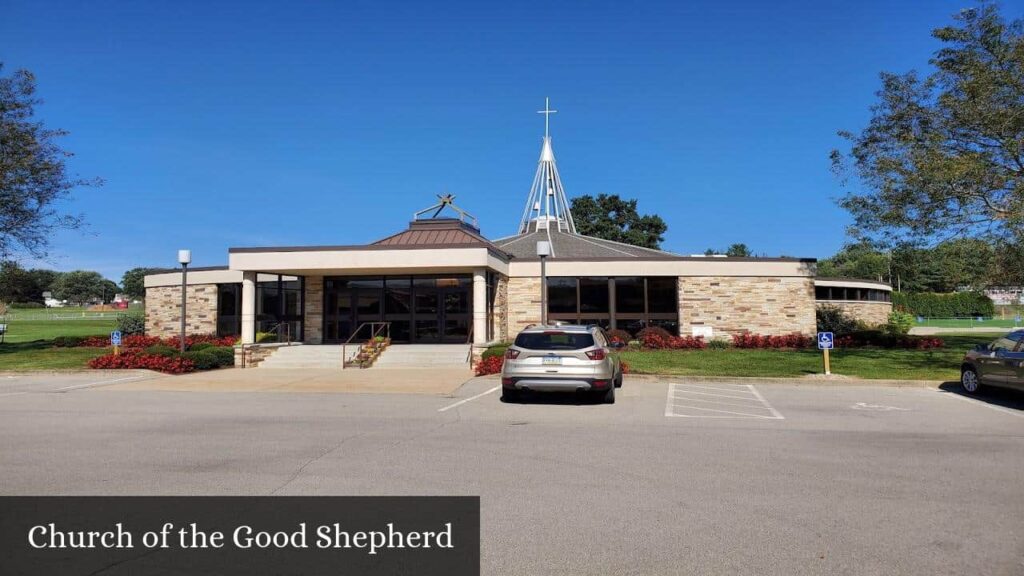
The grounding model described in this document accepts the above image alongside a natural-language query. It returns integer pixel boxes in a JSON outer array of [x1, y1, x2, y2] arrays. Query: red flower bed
[[640, 333, 706, 350], [619, 360, 630, 374], [78, 334, 236, 349], [732, 333, 813, 349], [87, 351, 195, 374], [475, 355, 504, 376]]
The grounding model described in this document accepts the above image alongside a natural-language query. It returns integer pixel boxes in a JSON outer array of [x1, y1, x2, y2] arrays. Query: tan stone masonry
[[820, 301, 892, 327], [304, 276, 324, 344], [678, 276, 816, 337], [145, 284, 218, 337], [507, 277, 542, 337]]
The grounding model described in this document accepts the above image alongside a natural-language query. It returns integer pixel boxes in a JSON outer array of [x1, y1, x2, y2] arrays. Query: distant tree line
[[0, 262, 159, 306]]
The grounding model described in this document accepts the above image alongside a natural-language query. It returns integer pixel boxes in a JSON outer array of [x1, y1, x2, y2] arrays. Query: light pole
[[178, 249, 191, 352], [536, 240, 550, 325]]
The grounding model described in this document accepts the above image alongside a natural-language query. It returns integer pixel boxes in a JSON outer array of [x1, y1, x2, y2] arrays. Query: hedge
[[892, 291, 995, 318]]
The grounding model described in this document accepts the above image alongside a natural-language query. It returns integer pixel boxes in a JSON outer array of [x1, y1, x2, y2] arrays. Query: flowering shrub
[[87, 351, 195, 374], [76, 334, 236, 349], [843, 331, 945, 349], [475, 355, 504, 376], [606, 329, 633, 345], [619, 360, 631, 374], [641, 333, 706, 350], [636, 326, 673, 341], [732, 333, 813, 349]]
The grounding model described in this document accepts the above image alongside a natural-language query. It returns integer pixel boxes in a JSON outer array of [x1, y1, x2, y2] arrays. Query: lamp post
[[178, 249, 191, 352], [536, 241, 551, 325]]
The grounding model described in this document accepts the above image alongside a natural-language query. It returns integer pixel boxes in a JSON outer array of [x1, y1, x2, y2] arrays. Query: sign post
[[110, 330, 122, 356], [817, 331, 834, 375]]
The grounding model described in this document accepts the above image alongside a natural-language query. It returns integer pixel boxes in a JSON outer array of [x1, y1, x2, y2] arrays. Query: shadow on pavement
[[501, 390, 611, 406], [938, 381, 1024, 411]]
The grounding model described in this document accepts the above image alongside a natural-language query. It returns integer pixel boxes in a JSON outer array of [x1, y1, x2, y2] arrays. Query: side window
[[1008, 332, 1024, 351], [992, 337, 1016, 352]]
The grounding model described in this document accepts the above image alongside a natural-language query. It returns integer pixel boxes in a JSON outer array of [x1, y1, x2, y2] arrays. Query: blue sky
[[4, 0, 1019, 281]]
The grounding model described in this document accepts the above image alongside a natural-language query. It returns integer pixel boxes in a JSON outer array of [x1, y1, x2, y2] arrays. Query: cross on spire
[[537, 97, 557, 138]]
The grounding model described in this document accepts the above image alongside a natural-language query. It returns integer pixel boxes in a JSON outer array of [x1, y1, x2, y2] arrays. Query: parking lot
[[1, 372, 1022, 575]]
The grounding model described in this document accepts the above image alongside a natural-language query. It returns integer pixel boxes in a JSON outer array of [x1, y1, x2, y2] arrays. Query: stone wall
[[820, 301, 892, 327], [678, 276, 816, 337], [507, 277, 542, 337], [145, 284, 218, 337], [494, 274, 509, 342], [304, 276, 324, 344]]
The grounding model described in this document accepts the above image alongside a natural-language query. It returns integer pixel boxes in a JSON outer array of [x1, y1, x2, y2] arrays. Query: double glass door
[[323, 276, 470, 343]]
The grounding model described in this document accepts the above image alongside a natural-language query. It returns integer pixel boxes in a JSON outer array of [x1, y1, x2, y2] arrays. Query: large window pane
[[547, 278, 577, 314], [615, 277, 644, 313], [647, 277, 678, 313], [579, 277, 609, 314]]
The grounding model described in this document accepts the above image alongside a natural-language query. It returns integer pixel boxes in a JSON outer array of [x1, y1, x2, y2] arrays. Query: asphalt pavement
[[0, 372, 1022, 575]]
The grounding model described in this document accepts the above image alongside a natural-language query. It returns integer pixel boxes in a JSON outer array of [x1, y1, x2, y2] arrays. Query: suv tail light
[[505, 349, 520, 359], [586, 349, 607, 360]]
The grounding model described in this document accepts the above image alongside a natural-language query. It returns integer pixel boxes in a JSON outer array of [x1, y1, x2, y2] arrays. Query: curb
[[626, 373, 950, 388]]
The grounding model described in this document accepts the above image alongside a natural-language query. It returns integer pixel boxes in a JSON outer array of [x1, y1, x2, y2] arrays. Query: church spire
[[518, 98, 577, 235]]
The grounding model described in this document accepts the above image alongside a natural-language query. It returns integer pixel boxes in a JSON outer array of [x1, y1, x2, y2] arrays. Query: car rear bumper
[[502, 377, 611, 392]]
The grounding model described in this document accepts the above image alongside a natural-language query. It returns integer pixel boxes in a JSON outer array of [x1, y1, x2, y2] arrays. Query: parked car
[[961, 330, 1024, 393], [500, 323, 623, 404]]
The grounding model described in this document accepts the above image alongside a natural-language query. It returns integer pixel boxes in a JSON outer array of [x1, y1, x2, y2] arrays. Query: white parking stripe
[[666, 382, 784, 420], [54, 375, 153, 392], [437, 385, 501, 412], [933, 389, 1024, 419]]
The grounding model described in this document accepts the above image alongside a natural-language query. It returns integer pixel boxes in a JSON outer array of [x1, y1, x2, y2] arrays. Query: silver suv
[[501, 324, 623, 404]]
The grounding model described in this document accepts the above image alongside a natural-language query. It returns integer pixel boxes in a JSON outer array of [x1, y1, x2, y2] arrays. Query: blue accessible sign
[[110, 330, 122, 346], [817, 331, 834, 350]]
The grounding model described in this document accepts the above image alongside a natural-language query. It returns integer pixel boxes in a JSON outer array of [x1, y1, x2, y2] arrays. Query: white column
[[472, 268, 487, 344], [241, 271, 257, 344]]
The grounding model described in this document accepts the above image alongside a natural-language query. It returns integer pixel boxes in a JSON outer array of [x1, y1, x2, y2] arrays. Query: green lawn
[[1, 319, 116, 343], [619, 335, 992, 381], [0, 341, 109, 371], [914, 317, 1021, 329]]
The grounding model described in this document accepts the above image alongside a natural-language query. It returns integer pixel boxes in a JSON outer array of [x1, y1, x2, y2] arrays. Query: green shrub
[[189, 342, 215, 352], [116, 313, 145, 335], [144, 345, 179, 358], [182, 350, 219, 370], [707, 339, 730, 350], [893, 291, 995, 318], [816, 305, 861, 335], [207, 346, 235, 367], [255, 331, 277, 343], [52, 336, 86, 347], [482, 344, 509, 360], [883, 311, 914, 336]]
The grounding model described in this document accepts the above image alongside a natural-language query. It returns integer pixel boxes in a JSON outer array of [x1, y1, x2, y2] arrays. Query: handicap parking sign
[[817, 331, 834, 350], [110, 331, 122, 346]]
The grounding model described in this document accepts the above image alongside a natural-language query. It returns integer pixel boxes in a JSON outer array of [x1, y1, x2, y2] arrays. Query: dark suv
[[960, 330, 1024, 393]]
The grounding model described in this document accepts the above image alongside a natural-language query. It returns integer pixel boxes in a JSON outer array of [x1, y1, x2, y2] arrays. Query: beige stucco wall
[[507, 277, 542, 337], [678, 277, 816, 337], [820, 301, 892, 327], [145, 284, 218, 337], [305, 276, 324, 344]]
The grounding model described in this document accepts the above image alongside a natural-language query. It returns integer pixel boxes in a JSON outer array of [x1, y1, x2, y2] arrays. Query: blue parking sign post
[[817, 331, 834, 375], [110, 330, 122, 356]]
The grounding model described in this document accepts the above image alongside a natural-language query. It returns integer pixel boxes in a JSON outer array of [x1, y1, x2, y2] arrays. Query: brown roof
[[373, 218, 498, 248]]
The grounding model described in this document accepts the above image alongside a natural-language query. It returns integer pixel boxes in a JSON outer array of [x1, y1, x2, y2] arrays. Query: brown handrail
[[342, 322, 391, 369], [465, 324, 474, 364], [238, 322, 292, 368]]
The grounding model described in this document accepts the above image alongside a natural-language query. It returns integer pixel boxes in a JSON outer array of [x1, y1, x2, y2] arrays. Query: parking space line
[[54, 375, 154, 392], [437, 385, 501, 412], [671, 383, 751, 393], [666, 383, 784, 420], [932, 389, 1024, 419]]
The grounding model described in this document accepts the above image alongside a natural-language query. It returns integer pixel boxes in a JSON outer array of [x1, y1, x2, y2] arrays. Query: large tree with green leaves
[[121, 267, 162, 300], [0, 63, 98, 260], [570, 194, 667, 249], [832, 4, 1024, 245], [52, 270, 115, 305]]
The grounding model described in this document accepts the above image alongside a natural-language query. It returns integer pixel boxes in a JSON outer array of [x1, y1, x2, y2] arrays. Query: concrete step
[[258, 345, 352, 369], [374, 345, 470, 369]]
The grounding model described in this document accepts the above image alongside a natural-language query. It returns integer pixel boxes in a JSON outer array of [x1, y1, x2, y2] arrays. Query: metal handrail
[[465, 324, 474, 364], [238, 322, 292, 368], [342, 322, 391, 369]]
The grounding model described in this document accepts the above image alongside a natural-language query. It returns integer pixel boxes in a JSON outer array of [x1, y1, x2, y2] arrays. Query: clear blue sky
[[4, 0, 1019, 281]]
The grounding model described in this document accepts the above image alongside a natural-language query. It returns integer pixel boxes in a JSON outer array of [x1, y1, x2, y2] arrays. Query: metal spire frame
[[518, 98, 577, 235]]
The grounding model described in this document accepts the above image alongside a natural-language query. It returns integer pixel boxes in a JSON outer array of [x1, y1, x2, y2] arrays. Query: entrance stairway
[[373, 344, 471, 369], [257, 345, 350, 369]]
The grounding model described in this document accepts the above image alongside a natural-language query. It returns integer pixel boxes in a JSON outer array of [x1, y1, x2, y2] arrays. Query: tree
[[52, 271, 110, 305], [816, 242, 890, 281], [570, 194, 667, 249], [121, 267, 161, 300], [0, 63, 98, 260], [0, 261, 35, 303], [725, 243, 753, 257], [832, 4, 1024, 245]]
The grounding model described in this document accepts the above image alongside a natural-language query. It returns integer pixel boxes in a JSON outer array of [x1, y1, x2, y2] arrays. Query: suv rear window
[[514, 332, 595, 350]]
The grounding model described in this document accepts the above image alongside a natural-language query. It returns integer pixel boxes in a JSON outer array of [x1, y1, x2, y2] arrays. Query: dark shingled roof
[[493, 228, 680, 260]]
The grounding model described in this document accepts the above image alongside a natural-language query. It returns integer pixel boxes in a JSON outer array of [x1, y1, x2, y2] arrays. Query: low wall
[[821, 301, 892, 327], [679, 276, 817, 337], [145, 284, 218, 337]]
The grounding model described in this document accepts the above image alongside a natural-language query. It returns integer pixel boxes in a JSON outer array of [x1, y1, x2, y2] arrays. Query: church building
[[144, 102, 890, 352]]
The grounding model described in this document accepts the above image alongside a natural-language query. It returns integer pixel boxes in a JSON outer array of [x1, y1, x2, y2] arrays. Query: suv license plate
[[542, 356, 562, 366]]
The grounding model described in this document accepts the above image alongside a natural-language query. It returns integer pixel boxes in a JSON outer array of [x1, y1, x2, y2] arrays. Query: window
[[615, 277, 644, 314], [548, 278, 577, 314], [647, 277, 678, 313], [579, 277, 609, 314], [545, 276, 679, 335], [216, 284, 241, 337], [815, 286, 891, 302], [514, 332, 595, 350]]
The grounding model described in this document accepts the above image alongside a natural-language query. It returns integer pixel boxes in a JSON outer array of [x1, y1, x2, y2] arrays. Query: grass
[[914, 318, 1021, 329], [0, 341, 109, 371], [1, 320, 116, 343], [620, 335, 993, 381]]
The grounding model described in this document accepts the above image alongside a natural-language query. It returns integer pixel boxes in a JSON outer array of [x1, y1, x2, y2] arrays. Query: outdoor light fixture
[[178, 249, 191, 352], [536, 241, 551, 325]]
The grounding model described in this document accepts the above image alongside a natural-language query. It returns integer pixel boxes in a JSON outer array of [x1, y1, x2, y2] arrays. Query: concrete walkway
[[99, 366, 473, 395]]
